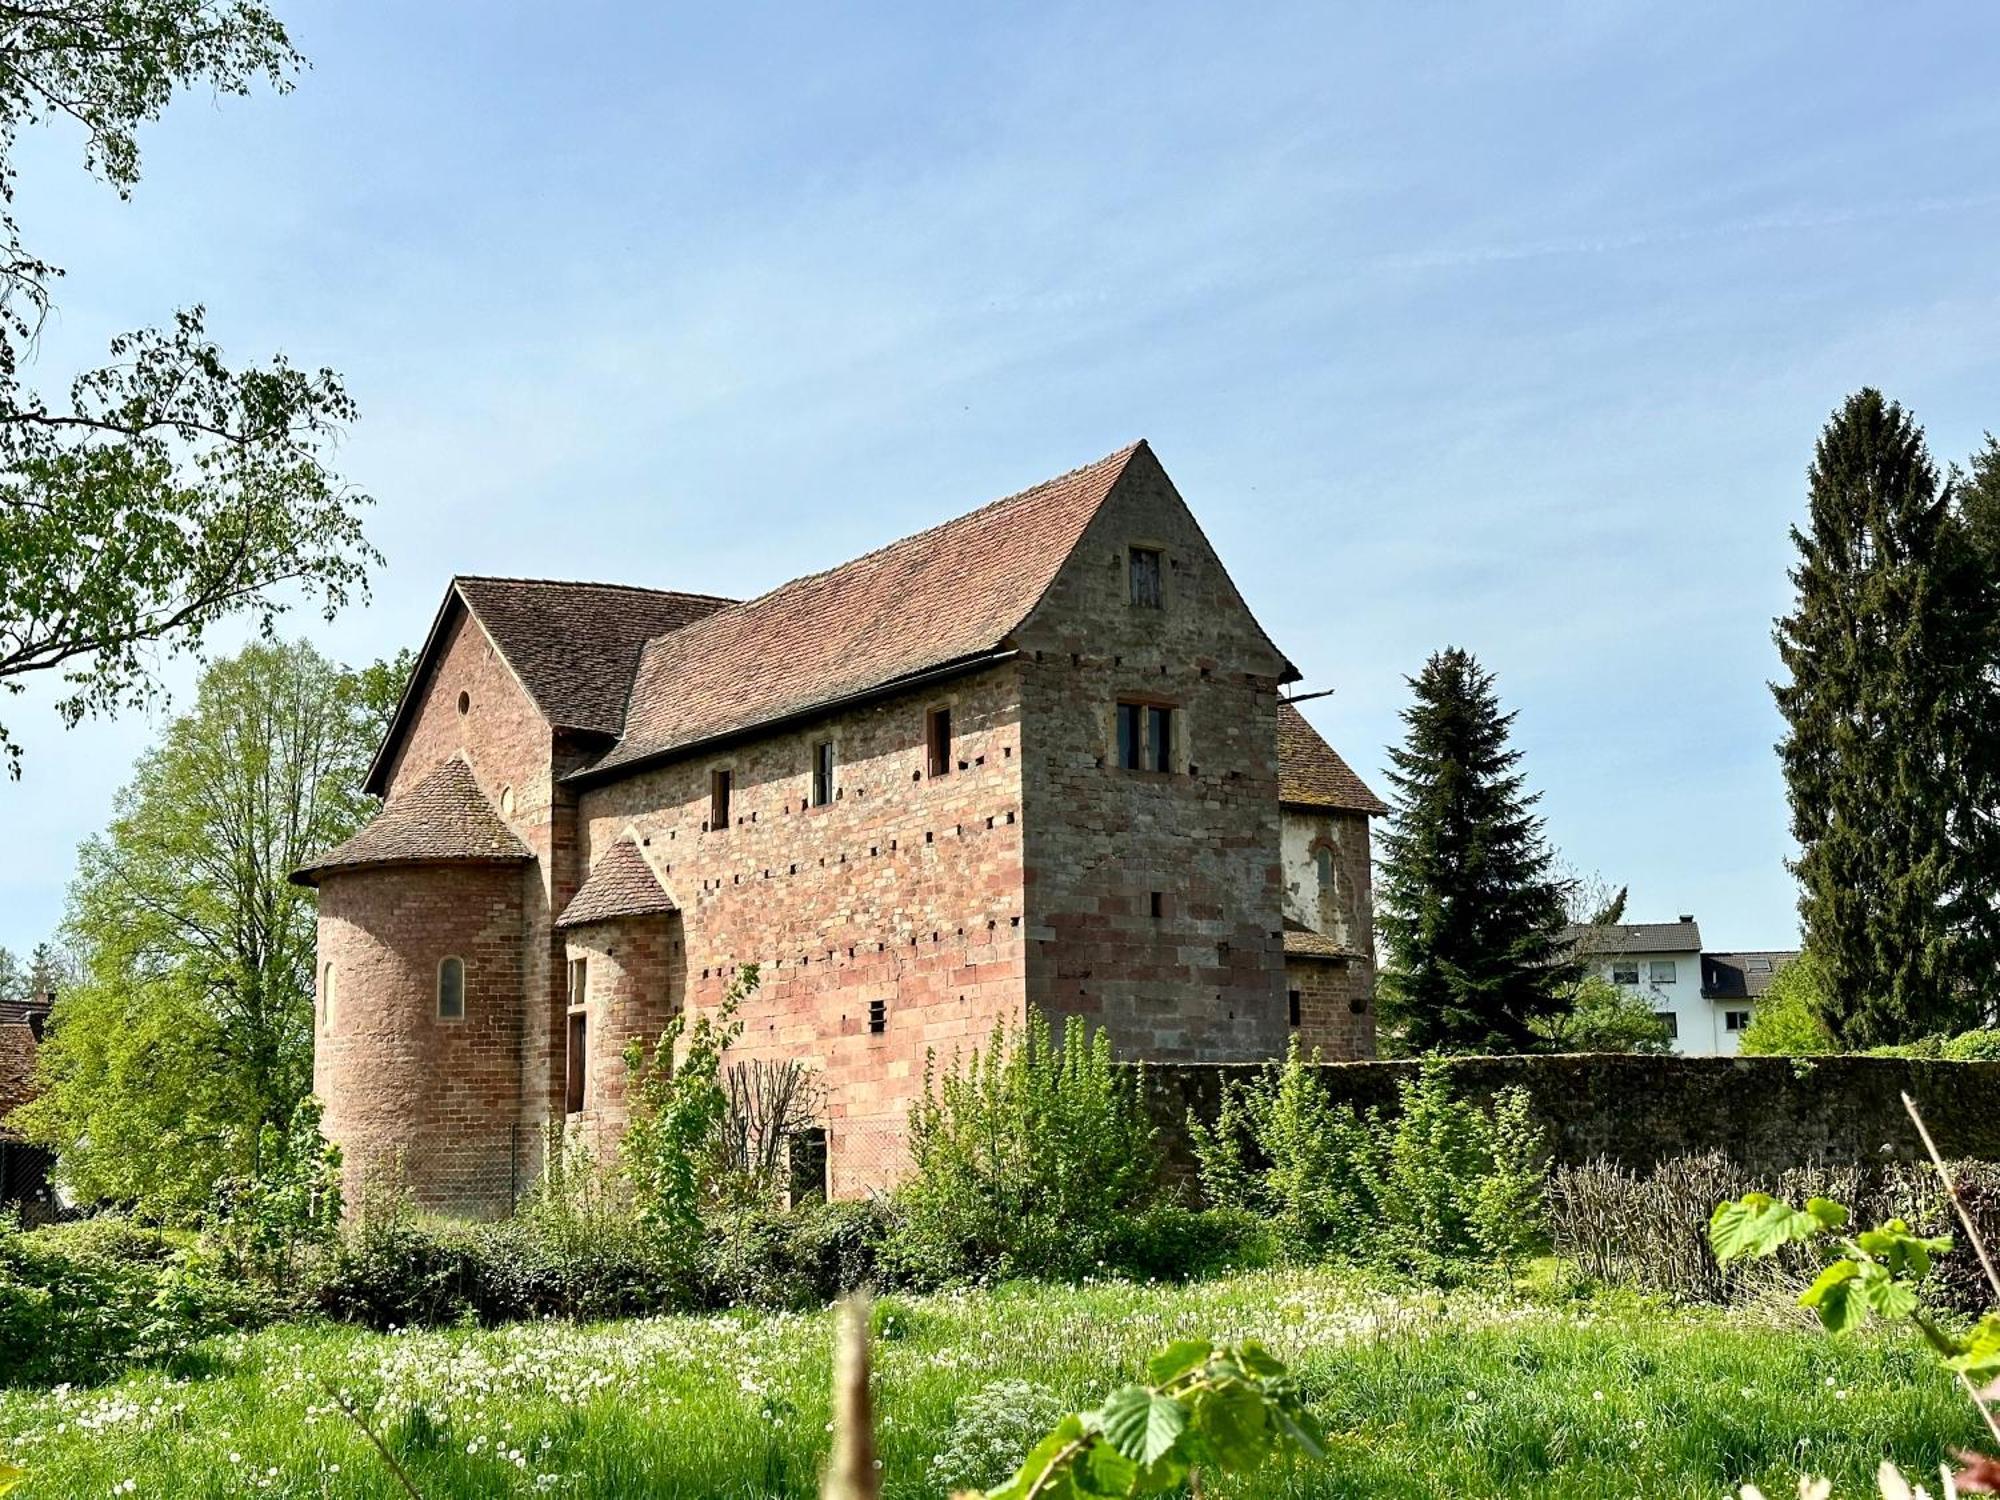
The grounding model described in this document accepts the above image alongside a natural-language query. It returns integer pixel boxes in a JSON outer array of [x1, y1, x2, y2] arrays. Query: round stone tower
[[293, 756, 532, 1218]]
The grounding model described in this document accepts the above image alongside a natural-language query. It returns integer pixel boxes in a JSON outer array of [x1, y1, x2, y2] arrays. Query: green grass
[[0, 1267, 1983, 1498]]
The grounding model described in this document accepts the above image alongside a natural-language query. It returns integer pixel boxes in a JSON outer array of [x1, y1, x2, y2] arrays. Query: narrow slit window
[[321, 962, 336, 1034], [1129, 546, 1163, 608], [1150, 891, 1165, 919], [1116, 703, 1143, 770], [566, 1011, 587, 1114], [437, 956, 465, 1020], [1316, 846, 1335, 895], [868, 997, 888, 1035], [926, 707, 952, 778], [1288, 989, 1302, 1028], [812, 740, 835, 806], [710, 768, 733, 830], [1147, 705, 1173, 772], [568, 956, 588, 1007]]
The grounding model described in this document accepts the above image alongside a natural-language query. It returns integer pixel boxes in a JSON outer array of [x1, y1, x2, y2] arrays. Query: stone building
[[294, 442, 1383, 1210]]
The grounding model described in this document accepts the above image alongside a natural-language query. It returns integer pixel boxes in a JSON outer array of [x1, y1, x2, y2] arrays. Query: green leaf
[[1948, 1316, 2000, 1380], [0, 1464, 22, 1498], [1146, 1339, 1213, 1386], [1094, 1385, 1188, 1466], [1272, 1401, 1329, 1459], [1233, 1339, 1286, 1379], [989, 1415, 1088, 1500], [1799, 1259, 1864, 1333], [1710, 1193, 1822, 1263], [1189, 1382, 1271, 1471], [1805, 1197, 1850, 1231], [1074, 1439, 1140, 1497], [1856, 1263, 1920, 1321]]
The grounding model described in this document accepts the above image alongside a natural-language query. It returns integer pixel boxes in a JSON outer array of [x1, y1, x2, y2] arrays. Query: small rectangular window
[[1129, 546, 1163, 608], [565, 1010, 587, 1114], [812, 740, 835, 806], [710, 768, 732, 830], [1654, 1010, 1679, 1039], [1288, 989, 1302, 1028], [1150, 891, 1165, 919], [568, 957, 587, 1006], [926, 707, 952, 778], [868, 997, 887, 1035], [1147, 705, 1173, 773], [1726, 1009, 1752, 1032], [1649, 959, 1677, 984], [1611, 961, 1639, 985], [1116, 703, 1142, 770], [321, 963, 336, 1034], [437, 956, 465, 1020], [1747, 957, 1773, 974]]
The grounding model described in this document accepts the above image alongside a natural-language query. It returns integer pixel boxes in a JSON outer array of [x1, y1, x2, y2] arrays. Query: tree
[[1736, 952, 1837, 1057], [12, 640, 387, 1218], [1376, 647, 1579, 1054], [1773, 390, 2000, 1047], [0, 2, 375, 773], [1529, 975, 1673, 1054]]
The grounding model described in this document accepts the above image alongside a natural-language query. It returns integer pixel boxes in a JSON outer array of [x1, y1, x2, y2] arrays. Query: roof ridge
[[639, 440, 1145, 644], [456, 575, 740, 604]]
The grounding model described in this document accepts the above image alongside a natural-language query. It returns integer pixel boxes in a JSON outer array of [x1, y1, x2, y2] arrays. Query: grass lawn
[[0, 1267, 1982, 1498]]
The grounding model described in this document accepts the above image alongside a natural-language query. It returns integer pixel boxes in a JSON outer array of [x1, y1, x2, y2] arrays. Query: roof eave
[[290, 852, 533, 890], [566, 648, 1022, 790]]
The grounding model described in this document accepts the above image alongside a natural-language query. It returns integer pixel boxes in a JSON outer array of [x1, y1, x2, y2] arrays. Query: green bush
[[885, 1012, 1160, 1285], [1737, 951, 1837, 1056], [1529, 975, 1674, 1054], [1189, 1052, 1549, 1279], [1098, 1204, 1274, 1282], [1941, 1028, 2000, 1061], [699, 1198, 896, 1308], [0, 1213, 273, 1387]]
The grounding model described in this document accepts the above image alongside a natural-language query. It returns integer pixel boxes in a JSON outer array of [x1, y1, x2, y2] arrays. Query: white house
[[1562, 916, 1796, 1056]]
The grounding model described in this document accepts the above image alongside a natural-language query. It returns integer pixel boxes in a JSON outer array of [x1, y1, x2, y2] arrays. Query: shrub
[[0, 1213, 272, 1387], [700, 1198, 896, 1308], [1097, 1204, 1274, 1282], [1737, 951, 1837, 1055], [622, 965, 751, 1245], [1942, 1028, 2000, 1061], [1189, 1053, 1549, 1278], [885, 1012, 1159, 1285], [1529, 975, 1674, 1054]]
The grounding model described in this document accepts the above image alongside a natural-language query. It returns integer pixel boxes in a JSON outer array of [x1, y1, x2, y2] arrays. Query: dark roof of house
[[1702, 950, 1800, 1001], [0, 997, 50, 1029], [363, 578, 735, 794], [0, 1022, 37, 1131], [556, 839, 678, 927], [1282, 915, 1365, 961], [1277, 702, 1386, 815], [579, 442, 1151, 780], [1561, 918, 1704, 956], [293, 758, 532, 886]]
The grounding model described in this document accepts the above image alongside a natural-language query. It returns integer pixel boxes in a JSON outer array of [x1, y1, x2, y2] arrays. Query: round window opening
[[456, 690, 470, 715]]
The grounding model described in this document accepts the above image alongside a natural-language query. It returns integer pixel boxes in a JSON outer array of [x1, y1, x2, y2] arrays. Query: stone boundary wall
[[1139, 1054, 2000, 1181]]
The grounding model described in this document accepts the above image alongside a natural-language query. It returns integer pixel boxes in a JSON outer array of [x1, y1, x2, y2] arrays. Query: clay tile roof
[[1282, 916, 1364, 961], [556, 839, 678, 927], [1278, 702, 1386, 815], [292, 757, 531, 886], [455, 578, 736, 736], [0, 1022, 37, 1131], [580, 442, 1147, 780]]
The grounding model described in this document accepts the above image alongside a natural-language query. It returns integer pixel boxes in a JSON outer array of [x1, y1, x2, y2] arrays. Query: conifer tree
[[1773, 389, 2000, 1047], [1377, 648, 1579, 1053]]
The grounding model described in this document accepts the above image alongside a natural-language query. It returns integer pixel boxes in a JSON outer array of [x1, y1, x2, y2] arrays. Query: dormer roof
[[556, 838, 678, 927]]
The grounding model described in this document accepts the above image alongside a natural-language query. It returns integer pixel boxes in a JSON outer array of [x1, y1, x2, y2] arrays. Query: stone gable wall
[[575, 663, 1030, 1193], [1015, 451, 1291, 1063], [314, 864, 526, 1217]]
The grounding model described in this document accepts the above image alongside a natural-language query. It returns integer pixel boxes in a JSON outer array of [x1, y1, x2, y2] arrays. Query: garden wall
[[1142, 1054, 2000, 1178]]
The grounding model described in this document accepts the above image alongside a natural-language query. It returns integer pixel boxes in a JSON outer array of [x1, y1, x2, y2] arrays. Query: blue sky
[[5, 1, 2000, 956]]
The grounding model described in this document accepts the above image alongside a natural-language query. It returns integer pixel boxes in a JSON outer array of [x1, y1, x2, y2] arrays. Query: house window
[[1116, 703, 1143, 770], [1654, 1010, 1679, 1039], [568, 956, 587, 1007], [812, 740, 835, 806], [1288, 989, 1302, 1028], [437, 956, 465, 1020], [1725, 1009, 1752, 1032], [321, 962, 335, 1033], [1611, 961, 1639, 985], [1150, 891, 1165, 919], [1649, 960, 1677, 985], [1116, 701, 1176, 773], [1147, 705, 1173, 772], [1315, 846, 1335, 896], [788, 1126, 829, 1207], [1747, 957, 1773, 974], [565, 1010, 587, 1114], [1129, 546, 1163, 608], [868, 998, 888, 1035], [710, 768, 732, 830], [926, 706, 952, 778]]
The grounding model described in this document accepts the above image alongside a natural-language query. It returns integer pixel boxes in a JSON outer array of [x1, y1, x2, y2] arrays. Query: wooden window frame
[[709, 767, 733, 831], [565, 1009, 587, 1115], [1129, 545, 1164, 609], [1115, 698, 1178, 774], [925, 706, 953, 779]]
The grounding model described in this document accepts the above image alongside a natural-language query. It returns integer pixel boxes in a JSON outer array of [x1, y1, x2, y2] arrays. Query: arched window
[[437, 956, 466, 1020], [1315, 846, 1335, 897], [321, 962, 336, 1033]]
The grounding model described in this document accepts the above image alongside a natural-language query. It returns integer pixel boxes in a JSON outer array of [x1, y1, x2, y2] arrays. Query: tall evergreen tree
[[1773, 389, 2000, 1047], [1377, 647, 1579, 1053]]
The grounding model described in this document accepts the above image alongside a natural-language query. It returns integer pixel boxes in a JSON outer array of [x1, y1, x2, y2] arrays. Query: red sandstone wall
[[1286, 958, 1377, 1058], [560, 912, 684, 1150], [314, 865, 525, 1217], [576, 665, 1030, 1193], [1014, 447, 1292, 1063]]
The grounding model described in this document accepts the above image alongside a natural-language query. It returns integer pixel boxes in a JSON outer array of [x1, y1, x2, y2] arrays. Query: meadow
[[0, 1266, 1982, 1499]]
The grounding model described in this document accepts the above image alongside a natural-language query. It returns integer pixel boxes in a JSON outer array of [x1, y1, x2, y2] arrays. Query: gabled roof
[[1561, 918, 1704, 956], [577, 442, 1149, 781], [293, 758, 532, 886], [1702, 950, 1800, 1001], [1277, 702, 1386, 815], [365, 578, 734, 794], [557, 839, 678, 927]]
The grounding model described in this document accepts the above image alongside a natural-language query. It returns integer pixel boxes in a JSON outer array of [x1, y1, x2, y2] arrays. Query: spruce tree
[[1377, 647, 1579, 1053], [1774, 389, 2000, 1047]]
